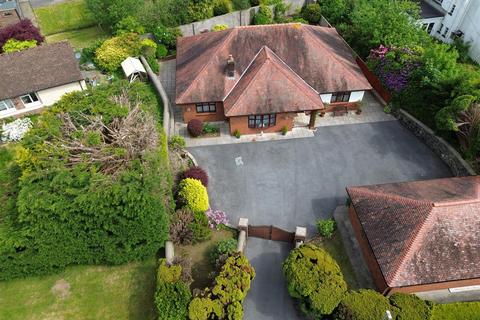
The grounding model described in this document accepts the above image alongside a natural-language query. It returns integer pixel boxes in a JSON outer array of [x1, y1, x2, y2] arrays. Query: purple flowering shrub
[[205, 208, 229, 229], [0, 20, 44, 53], [367, 45, 422, 93]]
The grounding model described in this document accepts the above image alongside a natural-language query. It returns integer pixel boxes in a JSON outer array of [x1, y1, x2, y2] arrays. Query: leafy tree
[[213, 0, 233, 16], [283, 244, 347, 317], [253, 4, 273, 25], [2, 38, 37, 53], [85, 0, 141, 29], [316, 0, 347, 25], [114, 16, 145, 35], [0, 19, 43, 53], [301, 3, 321, 24], [232, 0, 250, 10], [187, 0, 215, 22], [138, 0, 191, 30], [435, 95, 476, 131]]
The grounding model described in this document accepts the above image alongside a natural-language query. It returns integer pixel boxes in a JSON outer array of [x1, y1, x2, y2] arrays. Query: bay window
[[248, 114, 276, 128]]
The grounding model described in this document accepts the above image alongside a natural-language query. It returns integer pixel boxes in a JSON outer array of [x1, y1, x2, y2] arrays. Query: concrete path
[[244, 238, 303, 320], [158, 59, 181, 122], [29, 0, 70, 8], [189, 121, 452, 235]]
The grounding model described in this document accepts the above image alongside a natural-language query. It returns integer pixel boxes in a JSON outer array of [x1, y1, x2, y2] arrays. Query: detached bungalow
[[346, 176, 480, 296], [175, 23, 372, 135], [0, 41, 86, 119]]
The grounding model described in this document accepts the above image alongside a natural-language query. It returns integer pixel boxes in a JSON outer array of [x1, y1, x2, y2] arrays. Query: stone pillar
[[238, 217, 249, 237], [308, 110, 318, 129], [294, 226, 307, 248], [165, 240, 174, 264], [237, 218, 249, 253]]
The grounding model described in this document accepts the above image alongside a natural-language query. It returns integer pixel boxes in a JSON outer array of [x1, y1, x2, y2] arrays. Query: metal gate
[[248, 225, 295, 243]]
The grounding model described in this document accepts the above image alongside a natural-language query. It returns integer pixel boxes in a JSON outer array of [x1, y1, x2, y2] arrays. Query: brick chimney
[[226, 54, 235, 78]]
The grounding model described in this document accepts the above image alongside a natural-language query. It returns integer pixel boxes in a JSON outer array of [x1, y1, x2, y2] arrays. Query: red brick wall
[[229, 113, 294, 135], [180, 102, 226, 123], [0, 10, 20, 28], [356, 57, 391, 103]]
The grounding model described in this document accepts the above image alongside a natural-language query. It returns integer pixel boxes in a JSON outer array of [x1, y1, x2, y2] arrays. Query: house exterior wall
[[0, 9, 20, 28], [36, 81, 84, 106], [458, 1, 480, 62], [181, 102, 226, 123], [320, 91, 365, 104], [349, 204, 480, 296], [229, 112, 295, 135]]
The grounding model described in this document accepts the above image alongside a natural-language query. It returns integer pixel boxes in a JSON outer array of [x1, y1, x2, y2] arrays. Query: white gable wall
[[37, 81, 85, 106]]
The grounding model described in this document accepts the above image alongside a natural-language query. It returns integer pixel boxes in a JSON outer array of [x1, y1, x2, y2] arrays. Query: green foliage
[[435, 95, 476, 131], [114, 16, 145, 35], [213, 0, 233, 16], [431, 301, 480, 320], [138, 0, 191, 30], [453, 38, 474, 64], [212, 24, 229, 31], [188, 253, 255, 320], [233, 129, 241, 138], [80, 39, 104, 64], [188, 0, 214, 22], [390, 293, 432, 320], [283, 244, 347, 317], [168, 135, 186, 149], [156, 44, 168, 58], [178, 178, 209, 214], [253, 4, 273, 25], [203, 123, 220, 134], [0, 81, 171, 281], [232, 0, 250, 10], [190, 211, 212, 243], [156, 259, 192, 320], [316, 218, 336, 238], [141, 38, 158, 58], [152, 25, 182, 51], [94, 33, 142, 72], [85, 0, 142, 30], [421, 42, 460, 86], [334, 289, 397, 320], [316, 0, 347, 25], [301, 3, 321, 24], [209, 238, 237, 263], [281, 125, 288, 135], [2, 39, 37, 53]]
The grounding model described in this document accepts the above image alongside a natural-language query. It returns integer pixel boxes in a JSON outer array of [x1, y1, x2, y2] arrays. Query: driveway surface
[[243, 238, 302, 320], [189, 120, 452, 233]]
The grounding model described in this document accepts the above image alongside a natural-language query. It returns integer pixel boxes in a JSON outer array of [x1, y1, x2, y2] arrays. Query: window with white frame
[[0, 99, 15, 112], [20, 92, 39, 106]]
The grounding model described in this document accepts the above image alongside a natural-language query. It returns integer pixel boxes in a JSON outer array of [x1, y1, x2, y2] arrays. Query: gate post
[[237, 218, 249, 253], [294, 226, 307, 248]]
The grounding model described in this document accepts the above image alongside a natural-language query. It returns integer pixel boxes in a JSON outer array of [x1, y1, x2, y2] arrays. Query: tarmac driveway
[[189, 120, 452, 233]]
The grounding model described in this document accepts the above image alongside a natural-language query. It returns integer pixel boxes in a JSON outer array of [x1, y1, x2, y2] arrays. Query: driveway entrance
[[249, 225, 295, 243]]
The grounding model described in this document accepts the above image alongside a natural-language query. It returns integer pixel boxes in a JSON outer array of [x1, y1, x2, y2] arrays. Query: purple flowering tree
[[205, 208, 229, 229], [367, 45, 422, 93]]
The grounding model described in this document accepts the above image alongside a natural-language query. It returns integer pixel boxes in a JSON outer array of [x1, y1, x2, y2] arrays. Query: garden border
[[395, 109, 476, 176]]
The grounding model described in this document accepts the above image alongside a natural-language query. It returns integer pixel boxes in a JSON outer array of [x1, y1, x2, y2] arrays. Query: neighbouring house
[[175, 23, 372, 135], [346, 176, 480, 297], [418, 0, 480, 62], [0, 0, 21, 28], [0, 41, 86, 119]]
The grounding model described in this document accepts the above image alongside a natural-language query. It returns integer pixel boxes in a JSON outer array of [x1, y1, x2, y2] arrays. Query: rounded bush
[[253, 4, 273, 25], [283, 244, 347, 317], [302, 3, 322, 24], [156, 43, 168, 59], [390, 293, 432, 320], [334, 289, 396, 320], [213, 0, 233, 16], [178, 178, 209, 213], [182, 166, 208, 187], [187, 119, 203, 137]]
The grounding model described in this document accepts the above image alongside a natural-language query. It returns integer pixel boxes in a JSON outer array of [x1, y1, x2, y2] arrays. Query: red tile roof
[[223, 46, 324, 116], [175, 24, 372, 108], [347, 176, 480, 287]]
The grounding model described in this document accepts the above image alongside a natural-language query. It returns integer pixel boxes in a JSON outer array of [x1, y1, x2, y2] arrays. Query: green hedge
[[431, 301, 480, 320], [283, 244, 347, 317], [0, 81, 171, 280], [334, 289, 396, 320], [391, 293, 432, 320]]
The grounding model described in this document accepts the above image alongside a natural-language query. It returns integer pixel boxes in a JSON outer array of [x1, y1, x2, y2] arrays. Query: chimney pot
[[227, 54, 235, 78]]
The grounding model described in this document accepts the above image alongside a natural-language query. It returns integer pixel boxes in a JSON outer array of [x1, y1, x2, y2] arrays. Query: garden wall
[[356, 57, 392, 103], [178, 0, 308, 36], [396, 109, 476, 176]]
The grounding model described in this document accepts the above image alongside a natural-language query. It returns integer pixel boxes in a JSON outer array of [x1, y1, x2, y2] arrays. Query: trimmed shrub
[[178, 178, 209, 213], [301, 3, 322, 24], [232, 0, 250, 10], [213, 0, 233, 16], [156, 43, 168, 59], [141, 38, 157, 58], [316, 218, 336, 238], [334, 289, 397, 320], [94, 33, 142, 72], [0, 19, 44, 53], [209, 238, 237, 264], [431, 301, 480, 320], [2, 38, 37, 53], [253, 4, 273, 25], [283, 244, 347, 317], [188, 253, 255, 320], [187, 119, 204, 137], [170, 208, 195, 245], [190, 211, 212, 243], [156, 259, 192, 320], [212, 24, 229, 31], [390, 293, 432, 320], [182, 166, 209, 187]]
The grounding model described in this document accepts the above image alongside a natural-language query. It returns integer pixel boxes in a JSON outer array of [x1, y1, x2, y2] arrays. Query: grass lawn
[[310, 232, 360, 290], [35, 0, 96, 35], [46, 26, 109, 50], [431, 301, 480, 320], [0, 258, 157, 320], [177, 228, 237, 290]]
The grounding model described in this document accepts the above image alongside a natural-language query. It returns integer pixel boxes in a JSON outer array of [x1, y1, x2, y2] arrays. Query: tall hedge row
[[0, 81, 171, 280]]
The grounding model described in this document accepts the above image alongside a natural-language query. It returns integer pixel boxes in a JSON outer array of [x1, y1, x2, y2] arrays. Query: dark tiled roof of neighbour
[[176, 23, 372, 105], [419, 0, 445, 19], [223, 46, 324, 116], [347, 176, 480, 287], [0, 41, 83, 100]]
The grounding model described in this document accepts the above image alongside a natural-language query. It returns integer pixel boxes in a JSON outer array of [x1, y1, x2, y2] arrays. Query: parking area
[[189, 120, 452, 234]]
